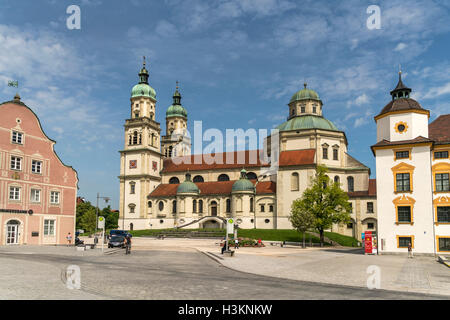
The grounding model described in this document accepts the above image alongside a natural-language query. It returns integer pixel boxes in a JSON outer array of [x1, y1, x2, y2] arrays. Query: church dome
[[290, 83, 320, 103], [276, 115, 339, 132], [177, 173, 199, 194], [232, 170, 255, 193], [166, 104, 187, 118], [131, 83, 156, 100]]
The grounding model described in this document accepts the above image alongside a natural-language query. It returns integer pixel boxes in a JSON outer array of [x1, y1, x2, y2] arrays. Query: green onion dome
[[131, 83, 157, 100], [166, 84, 187, 118], [232, 169, 255, 193], [177, 173, 199, 194], [276, 115, 339, 132], [290, 83, 320, 103]]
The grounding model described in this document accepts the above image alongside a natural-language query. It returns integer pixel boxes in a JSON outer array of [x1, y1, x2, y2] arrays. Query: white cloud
[[423, 82, 450, 99], [394, 43, 407, 51], [155, 20, 178, 38]]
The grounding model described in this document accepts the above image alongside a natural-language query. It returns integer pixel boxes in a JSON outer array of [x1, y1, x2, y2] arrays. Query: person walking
[[125, 235, 132, 254], [221, 238, 227, 254], [66, 232, 72, 247], [408, 242, 413, 258], [234, 238, 239, 249]]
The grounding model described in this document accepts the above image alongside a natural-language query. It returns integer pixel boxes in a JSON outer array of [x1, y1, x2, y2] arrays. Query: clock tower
[[118, 58, 162, 230]]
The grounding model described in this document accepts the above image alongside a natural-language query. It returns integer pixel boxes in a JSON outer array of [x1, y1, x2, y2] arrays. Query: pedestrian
[[234, 238, 239, 249], [125, 235, 132, 254], [221, 239, 227, 254], [408, 242, 413, 258], [258, 238, 262, 247], [66, 232, 72, 246]]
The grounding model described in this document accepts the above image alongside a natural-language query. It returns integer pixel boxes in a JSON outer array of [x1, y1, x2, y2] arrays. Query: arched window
[[347, 176, 354, 192], [250, 197, 254, 212], [128, 203, 136, 213], [158, 201, 164, 211], [130, 223, 134, 231], [199, 200, 203, 213], [210, 201, 217, 216], [334, 176, 340, 184], [291, 172, 299, 191], [148, 201, 152, 208], [226, 199, 231, 213], [193, 175, 204, 183], [132, 131, 138, 145], [193, 199, 197, 213], [218, 174, 230, 181], [129, 182, 136, 194], [246, 172, 257, 180], [169, 177, 180, 184], [172, 200, 177, 214], [128, 135, 132, 145]]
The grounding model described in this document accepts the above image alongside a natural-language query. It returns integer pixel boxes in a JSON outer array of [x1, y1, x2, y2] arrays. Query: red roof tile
[[149, 180, 276, 197], [279, 149, 316, 167], [429, 114, 450, 144]]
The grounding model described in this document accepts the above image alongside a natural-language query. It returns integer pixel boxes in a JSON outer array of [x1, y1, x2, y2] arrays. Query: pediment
[[433, 196, 450, 205], [393, 195, 416, 205], [432, 162, 450, 171], [391, 162, 415, 172]]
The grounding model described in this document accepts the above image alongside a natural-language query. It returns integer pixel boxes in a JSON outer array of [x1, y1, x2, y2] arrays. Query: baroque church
[[118, 60, 377, 241]]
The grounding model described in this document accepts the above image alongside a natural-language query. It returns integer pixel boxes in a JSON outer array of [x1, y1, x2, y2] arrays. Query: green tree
[[79, 207, 97, 234], [102, 206, 119, 230], [289, 199, 316, 248], [76, 201, 96, 230], [292, 165, 352, 246]]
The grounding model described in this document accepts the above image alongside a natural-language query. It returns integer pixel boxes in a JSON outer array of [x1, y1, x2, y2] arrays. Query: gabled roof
[[429, 114, 450, 144], [149, 180, 276, 197], [279, 149, 315, 167]]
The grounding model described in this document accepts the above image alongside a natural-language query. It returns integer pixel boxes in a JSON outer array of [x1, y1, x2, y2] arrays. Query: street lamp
[[96, 193, 110, 233]]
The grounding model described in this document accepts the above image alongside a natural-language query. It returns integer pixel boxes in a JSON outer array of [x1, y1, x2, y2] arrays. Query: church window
[[250, 198, 254, 212], [347, 176, 354, 192], [334, 176, 340, 184], [269, 205, 274, 212], [313, 105, 316, 113], [130, 182, 136, 194], [333, 149, 338, 160], [193, 200, 197, 213], [218, 174, 230, 182], [172, 200, 177, 214], [247, 172, 257, 180], [199, 200, 203, 213], [159, 201, 164, 211], [128, 135, 132, 145], [148, 201, 152, 208], [323, 147, 328, 159], [169, 177, 180, 184], [193, 175, 204, 183], [260, 204, 265, 212], [138, 133, 142, 144], [132, 131, 138, 145], [169, 146, 173, 157], [291, 172, 299, 191], [226, 199, 231, 213]]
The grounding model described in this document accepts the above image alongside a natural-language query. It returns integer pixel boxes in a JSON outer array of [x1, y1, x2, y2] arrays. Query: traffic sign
[[227, 218, 234, 234], [98, 216, 105, 229]]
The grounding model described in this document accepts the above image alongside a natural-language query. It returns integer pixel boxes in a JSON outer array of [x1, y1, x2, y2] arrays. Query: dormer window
[[313, 105, 317, 113], [301, 105, 306, 113]]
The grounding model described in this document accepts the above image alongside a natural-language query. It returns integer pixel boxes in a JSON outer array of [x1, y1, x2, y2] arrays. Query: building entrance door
[[210, 201, 217, 216], [6, 220, 20, 245]]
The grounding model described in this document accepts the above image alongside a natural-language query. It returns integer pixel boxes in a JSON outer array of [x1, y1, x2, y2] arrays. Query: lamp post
[[96, 193, 110, 233]]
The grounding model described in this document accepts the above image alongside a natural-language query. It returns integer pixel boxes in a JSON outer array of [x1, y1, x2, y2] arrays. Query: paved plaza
[[0, 237, 448, 300]]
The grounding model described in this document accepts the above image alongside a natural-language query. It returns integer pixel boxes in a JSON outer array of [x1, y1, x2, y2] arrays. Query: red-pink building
[[0, 94, 78, 245]]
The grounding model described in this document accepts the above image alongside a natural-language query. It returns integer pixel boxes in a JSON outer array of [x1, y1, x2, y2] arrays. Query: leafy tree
[[292, 165, 352, 246], [76, 201, 95, 230], [289, 200, 316, 248], [102, 206, 119, 230], [79, 206, 97, 234]]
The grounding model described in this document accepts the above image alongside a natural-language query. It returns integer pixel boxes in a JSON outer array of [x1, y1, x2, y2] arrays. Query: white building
[[372, 72, 450, 255]]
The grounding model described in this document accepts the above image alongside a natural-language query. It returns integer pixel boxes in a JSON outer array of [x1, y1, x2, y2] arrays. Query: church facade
[[372, 72, 450, 255], [119, 61, 377, 240]]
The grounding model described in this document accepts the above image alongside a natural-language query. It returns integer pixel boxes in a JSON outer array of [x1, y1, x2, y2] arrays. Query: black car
[[108, 235, 126, 248], [109, 230, 132, 239]]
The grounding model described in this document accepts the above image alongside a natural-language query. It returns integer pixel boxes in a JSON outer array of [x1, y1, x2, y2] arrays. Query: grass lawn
[[324, 231, 360, 247]]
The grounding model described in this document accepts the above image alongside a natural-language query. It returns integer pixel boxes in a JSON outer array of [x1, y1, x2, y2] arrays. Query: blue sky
[[1, 0, 450, 209]]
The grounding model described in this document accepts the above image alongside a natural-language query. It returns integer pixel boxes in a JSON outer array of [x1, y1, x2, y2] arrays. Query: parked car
[[109, 230, 132, 239], [108, 235, 126, 248]]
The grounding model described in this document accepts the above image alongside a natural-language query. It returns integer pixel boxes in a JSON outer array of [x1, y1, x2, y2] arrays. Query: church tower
[[119, 58, 162, 230], [161, 82, 191, 158]]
